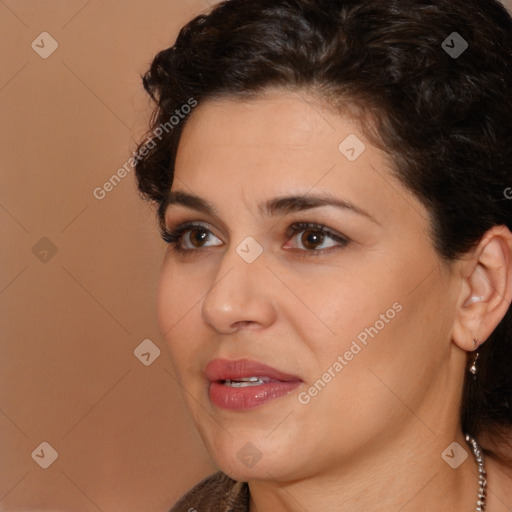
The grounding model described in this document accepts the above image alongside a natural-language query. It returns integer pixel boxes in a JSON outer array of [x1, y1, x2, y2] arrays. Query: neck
[[248, 428, 480, 512]]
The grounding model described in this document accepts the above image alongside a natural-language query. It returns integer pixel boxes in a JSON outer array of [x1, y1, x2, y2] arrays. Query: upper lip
[[205, 358, 302, 382]]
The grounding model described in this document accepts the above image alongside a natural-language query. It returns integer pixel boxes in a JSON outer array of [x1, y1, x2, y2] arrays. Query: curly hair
[[134, 0, 512, 462]]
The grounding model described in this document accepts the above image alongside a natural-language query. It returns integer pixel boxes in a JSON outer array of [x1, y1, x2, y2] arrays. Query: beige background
[[1, 1, 511, 510]]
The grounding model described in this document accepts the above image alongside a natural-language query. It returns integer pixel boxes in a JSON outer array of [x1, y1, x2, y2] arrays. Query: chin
[[216, 453, 295, 483], [203, 432, 305, 482]]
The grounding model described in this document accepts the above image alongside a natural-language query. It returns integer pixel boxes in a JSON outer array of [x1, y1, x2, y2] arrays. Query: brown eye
[[162, 222, 222, 253], [286, 222, 348, 252], [186, 227, 210, 248], [163, 221, 349, 256], [300, 229, 326, 250]]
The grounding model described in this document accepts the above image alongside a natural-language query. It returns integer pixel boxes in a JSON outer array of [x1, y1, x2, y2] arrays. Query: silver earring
[[469, 339, 479, 377]]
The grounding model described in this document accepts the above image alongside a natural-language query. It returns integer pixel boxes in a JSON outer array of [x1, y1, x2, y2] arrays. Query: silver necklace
[[465, 433, 487, 511]]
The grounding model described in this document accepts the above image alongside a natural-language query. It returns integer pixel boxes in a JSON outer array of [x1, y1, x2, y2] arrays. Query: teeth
[[223, 377, 271, 387]]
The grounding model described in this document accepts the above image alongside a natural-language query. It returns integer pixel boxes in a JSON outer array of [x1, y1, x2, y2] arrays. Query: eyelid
[[162, 219, 350, 254], [162, 220, 220, 245]]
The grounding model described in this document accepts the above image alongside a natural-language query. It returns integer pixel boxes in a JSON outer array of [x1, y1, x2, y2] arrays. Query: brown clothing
[[169, 472, 250, 512]]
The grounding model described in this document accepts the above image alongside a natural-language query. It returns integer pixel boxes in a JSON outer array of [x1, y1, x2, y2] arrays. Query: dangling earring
[[469, 338, 479, 377]]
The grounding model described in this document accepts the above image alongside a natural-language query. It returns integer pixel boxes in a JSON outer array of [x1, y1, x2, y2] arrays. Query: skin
[[157, 89, 512, 511]]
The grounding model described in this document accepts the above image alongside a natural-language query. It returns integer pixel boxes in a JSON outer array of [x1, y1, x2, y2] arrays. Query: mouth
[[222, 376, 277, 387], [205, 358, 303, 410]]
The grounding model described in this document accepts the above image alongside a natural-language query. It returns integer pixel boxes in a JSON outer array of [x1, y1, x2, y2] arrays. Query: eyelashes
[[161, 221, 206, 247], [161, 221, 350, 256]]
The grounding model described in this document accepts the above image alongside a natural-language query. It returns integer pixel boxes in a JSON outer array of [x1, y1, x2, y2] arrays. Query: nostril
[[233, 321, 252, 328]]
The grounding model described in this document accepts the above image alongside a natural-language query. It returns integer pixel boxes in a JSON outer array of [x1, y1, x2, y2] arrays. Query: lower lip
[[209, 380, 302, 410]]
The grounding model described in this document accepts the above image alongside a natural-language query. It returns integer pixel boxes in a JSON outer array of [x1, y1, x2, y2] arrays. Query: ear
[[452, 225, 512, 351]]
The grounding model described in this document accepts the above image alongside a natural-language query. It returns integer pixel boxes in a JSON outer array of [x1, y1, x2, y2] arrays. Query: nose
[[201, 246, 277, 334]]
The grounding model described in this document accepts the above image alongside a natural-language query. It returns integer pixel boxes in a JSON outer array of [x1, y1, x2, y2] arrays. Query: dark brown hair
[[134, 0, 512, 462]]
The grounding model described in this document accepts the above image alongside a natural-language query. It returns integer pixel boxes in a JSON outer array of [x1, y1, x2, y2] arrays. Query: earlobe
[[451, 225, 512, 352]]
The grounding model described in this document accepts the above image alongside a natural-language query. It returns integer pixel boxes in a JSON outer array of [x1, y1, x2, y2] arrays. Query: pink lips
[[205, 358, 302, 410]]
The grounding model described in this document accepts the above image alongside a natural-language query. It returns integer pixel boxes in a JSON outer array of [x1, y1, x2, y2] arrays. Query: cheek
[[156, 263, 204, 367], [284, 263, 404, 357], [318, 278, 447, 417], [156, 269, 175, 336], [298, 302, 422, 442], [156, 258, 201, 332], [296, 254, 439, 390]]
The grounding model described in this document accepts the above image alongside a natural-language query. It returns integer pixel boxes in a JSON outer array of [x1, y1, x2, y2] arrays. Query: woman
[[134, 0, 512, 510]]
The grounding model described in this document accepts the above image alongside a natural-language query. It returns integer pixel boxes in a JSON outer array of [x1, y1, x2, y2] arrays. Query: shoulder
[[168, 471, 249, 512]]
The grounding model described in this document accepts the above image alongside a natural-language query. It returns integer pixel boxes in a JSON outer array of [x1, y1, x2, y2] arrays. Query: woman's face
[[157, 90, 462, 481]]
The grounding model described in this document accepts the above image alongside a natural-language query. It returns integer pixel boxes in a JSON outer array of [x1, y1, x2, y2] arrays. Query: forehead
[[176, 91, 373, 183], [171, 90, 428, 228], [178, 90, 366, 152]]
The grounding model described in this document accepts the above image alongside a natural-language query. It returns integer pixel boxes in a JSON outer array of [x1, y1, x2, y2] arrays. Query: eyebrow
[[165, 190, 377, 223]]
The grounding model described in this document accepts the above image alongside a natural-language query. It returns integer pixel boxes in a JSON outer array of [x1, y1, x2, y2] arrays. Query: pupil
[[192, 229, 208, 247], [303, 230, 323, 249]]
